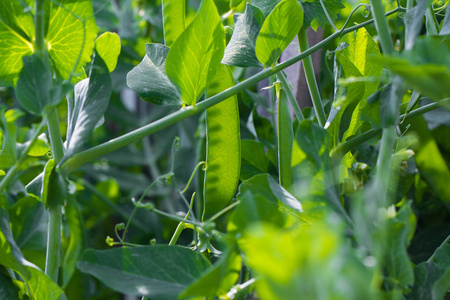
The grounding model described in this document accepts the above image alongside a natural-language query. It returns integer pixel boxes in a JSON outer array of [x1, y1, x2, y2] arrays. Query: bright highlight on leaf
[[162, 0, 186, 47], [165, 0, 225, 106], [95, 32, 121, 73], [255, 0, 303, 66]]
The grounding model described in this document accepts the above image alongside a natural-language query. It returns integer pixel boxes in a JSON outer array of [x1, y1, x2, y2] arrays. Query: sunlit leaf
[[162, 0, 185, 47], [95, 32, 121, 72]]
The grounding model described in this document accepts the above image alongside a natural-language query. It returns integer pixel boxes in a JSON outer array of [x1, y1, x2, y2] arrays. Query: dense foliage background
[[0, 0, 449, 299]]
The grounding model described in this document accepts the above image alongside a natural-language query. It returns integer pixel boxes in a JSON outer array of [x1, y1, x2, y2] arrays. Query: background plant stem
[[297, 28, 326, 127]]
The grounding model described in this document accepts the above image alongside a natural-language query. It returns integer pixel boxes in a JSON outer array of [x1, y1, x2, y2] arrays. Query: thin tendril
[[340, 4, 372, 32]]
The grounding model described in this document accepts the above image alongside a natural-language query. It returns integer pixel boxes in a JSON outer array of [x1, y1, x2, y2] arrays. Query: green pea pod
[[203, 65, 241, 220]]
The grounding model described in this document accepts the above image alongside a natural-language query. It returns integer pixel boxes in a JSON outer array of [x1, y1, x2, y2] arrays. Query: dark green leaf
[[404, 0, 430, 50], [65, 52, 112, 158], [0, 271, 22, 300], [408, 262, 444, 300], [165, 0, 225, 106], [228, 174, 302, 234], [41, 159, 66, 208], [439, 3, 450, 35], [222, 3, 264, 68], [251, 0, 281, 16], [255, 0, 303, 66], [240, 139, 271, 180], [77, 246, 211, 299], [127, 44, 182, 105], [300, 0, 345, 31], [15, 55, 52, 115], [203, 65, 241, 220], [277, 88, 294, 192]]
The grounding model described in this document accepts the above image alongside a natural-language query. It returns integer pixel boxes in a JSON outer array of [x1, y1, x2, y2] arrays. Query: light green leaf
[[300, 0, 345, 31], [127, 44, 182, 105], [77, 246, 211, 299], [228, 174, 302, 234], [65, 52, 112, 158], [180, 249, 241, 298], [0, 170, 4, 176], [255, 0, 303, 66], [27, 138, 50, 157], [162, 0, 186, 47], [46, 0, 98, 80], [222, 3, 264, 67], [0, 0, 34, 86], [95, 32, 121, 72], [203, 65, 241, 220], [165, 0, 225, 106], [0, 109, 24, 168], [15, 55, 52, 115]]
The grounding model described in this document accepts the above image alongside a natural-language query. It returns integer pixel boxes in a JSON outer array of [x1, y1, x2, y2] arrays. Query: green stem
[[297, 28, 327, 127], [34, 0, 48, 63], [425, 5, 439, 35], [369, 0, 395, 55], [0, 121, 46, 193], [59, 8, 401, 176], [45, 205, 62, 282], [277, 71, 305, 122]]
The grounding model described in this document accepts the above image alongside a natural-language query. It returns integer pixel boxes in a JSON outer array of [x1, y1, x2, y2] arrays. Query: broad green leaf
[[255, 0, 303, 66], [300, 0, 345, 31], [277, 87, 294, 193], [77, 246, 211, 299], [251, 0, 281, 16], [27, 138, 50, 157], [46, 0, 98, 80], [15, 55, 52, 115], [409, 116, 450, 209], [0, 0, 34, 86], [180, 249, 241, 298], [0, 170, 4, 176], [203, 65, 241, 220], [228, 174, 302, 234], [61, 197, 85, 286], [127, 44, 182, 105], [408, 262, 447, 300], [65, 52, 112, 158], [404, 0, 430, 50], [162, 0, 186, 47], [95, 32, 121, 72], [0, 196, 67, 300], [165, 0, 226, 106], [222, 3, 264, 67], [440, 3, 450, 35]]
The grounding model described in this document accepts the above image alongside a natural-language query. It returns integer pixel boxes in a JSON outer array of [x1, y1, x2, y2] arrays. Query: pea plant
[[1, 0, 450, 299]]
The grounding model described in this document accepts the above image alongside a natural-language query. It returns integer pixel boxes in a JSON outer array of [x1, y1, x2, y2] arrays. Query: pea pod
[[203, 65, 241, 220]]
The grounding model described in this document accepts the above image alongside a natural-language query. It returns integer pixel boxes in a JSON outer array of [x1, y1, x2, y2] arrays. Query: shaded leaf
[[301, 0, 345, 31], [77, 246, 211, 299], [222, 3, 264, 68], [255, 0, 303, 66], [277, 87, 294, 192], [127, 44, 182, 105], [165, 0, 225, 106], [251, 0, 281, 16]]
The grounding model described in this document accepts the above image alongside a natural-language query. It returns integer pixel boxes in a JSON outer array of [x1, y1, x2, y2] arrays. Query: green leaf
[[404, 0, 430, 50], [0, 196, 67, 300], [203, 65, 241, 220], [300, 0, 345, 31], [255, 0, 303, 66], [27, 138, 50, 157], [46, 0, 98, 80], [228, 174, 302, 234], [165, 0, 225, 106], [0, 109, 24, 169], [0, 0, 34, 86], [127, 44, 182, 105], [15, 55, 52, 115], [0, 170, 4, 176], [222, 3, 264, 68], [180, 248, 241, 298], [408, 262, 445, 300], [251, 0, 281, 16], [0, 271, 22, 300], [277, 87, 294, 192], [95, 32, 121, 72], [162, 0, 186, 47], [240, 139, 271, 180], [77, 246, 211, 299], [65, 52, 112, 158]]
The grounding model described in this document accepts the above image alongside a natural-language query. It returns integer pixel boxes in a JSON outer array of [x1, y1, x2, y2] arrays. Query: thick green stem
[[34, 0, 48, 63], [369, 0, 395, 55], [59, 8, 401, 176], [0, 121, 46, 193], [297, 29, 327, 127], [45, 108, 65, 164], [277, 71, 305, 122], [45, 205, 62, 281]]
